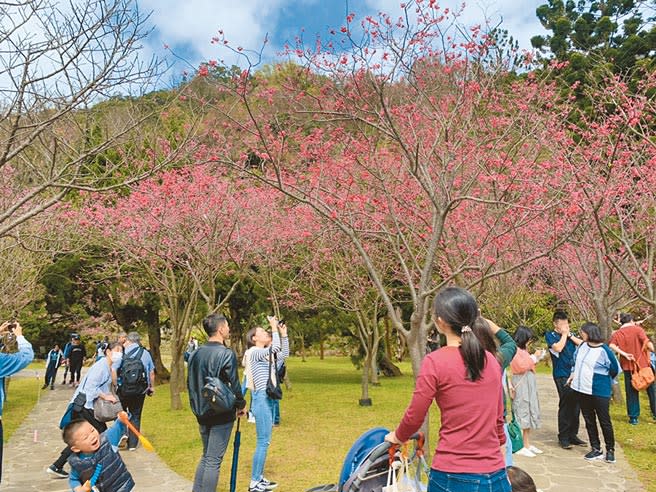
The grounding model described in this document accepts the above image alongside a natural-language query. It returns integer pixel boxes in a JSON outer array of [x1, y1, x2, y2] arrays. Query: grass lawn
[[142, 357, 439, 492], [610, 374, 656, 492], [3, 373, 41, 441]]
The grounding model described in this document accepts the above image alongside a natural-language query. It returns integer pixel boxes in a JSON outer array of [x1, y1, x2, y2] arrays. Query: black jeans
[[553, 376, 581, 444], [68, 360, 82, 384], [578, 392, 614, 452], [119, 393, 146, 449]]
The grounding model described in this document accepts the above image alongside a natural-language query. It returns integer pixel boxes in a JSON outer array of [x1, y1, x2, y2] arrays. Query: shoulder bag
[[266, 348, 283, 400], [94, 388, 123, 422]]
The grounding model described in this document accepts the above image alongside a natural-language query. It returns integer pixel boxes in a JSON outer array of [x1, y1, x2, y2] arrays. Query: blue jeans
[[429, 468, 511, 492], [502, 423, 512, 466], [193, 421, 233, 492], [623, 370, 656, 419], [272, 399, 280, 425], [251, 390, 274, 482]]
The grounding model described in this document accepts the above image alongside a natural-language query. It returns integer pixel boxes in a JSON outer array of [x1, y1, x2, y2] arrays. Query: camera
[[277, 320, 285, 326], [6, 321, 16, 332]]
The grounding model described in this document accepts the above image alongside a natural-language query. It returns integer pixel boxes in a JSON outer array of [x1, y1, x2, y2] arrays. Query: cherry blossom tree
[[84, 165, 256, 409], [200, 1, 580, 376]]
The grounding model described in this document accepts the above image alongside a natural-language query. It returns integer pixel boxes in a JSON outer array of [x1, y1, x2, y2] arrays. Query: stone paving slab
[[512, 374, 646, 492], [3, 372, 192, 492]]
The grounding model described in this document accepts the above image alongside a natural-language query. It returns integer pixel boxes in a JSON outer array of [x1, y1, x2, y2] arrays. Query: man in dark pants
[[545, 311, 587, 449], [188, 314, 246, 492], [67, 335, 86, 386], [118, 331, 155, 451]]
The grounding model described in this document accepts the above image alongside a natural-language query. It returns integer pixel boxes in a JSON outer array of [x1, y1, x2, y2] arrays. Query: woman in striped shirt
[[244, 317, 289, 492]]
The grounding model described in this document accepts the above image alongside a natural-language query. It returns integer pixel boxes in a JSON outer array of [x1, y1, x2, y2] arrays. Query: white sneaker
[[528, 445, 543, 454], [515, 447, 536, 458]]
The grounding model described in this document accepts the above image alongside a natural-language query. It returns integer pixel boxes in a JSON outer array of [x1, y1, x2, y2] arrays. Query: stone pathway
[[1, 370, 649, 492], [2, 372, 192, 492], [512, 373, 646, 492]]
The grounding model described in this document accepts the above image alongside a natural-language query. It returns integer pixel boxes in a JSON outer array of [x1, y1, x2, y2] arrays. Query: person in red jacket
[[385, 287, 510, 492]]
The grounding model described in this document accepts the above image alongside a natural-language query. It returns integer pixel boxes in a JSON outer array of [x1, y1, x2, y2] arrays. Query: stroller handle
[[367, 432, 424, 462]]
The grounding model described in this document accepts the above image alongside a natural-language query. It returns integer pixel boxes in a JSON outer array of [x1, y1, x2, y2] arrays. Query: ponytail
[[458, 327, 486, 381], [433, 287, 486, 381]]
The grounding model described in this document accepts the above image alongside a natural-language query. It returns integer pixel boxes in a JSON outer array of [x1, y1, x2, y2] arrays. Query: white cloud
[[139, 0, 288, 66]]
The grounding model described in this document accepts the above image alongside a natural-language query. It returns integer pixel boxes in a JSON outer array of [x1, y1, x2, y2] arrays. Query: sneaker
[[248, 482, 268, 492], [515, 447, 536, 458], [629, 417, 638, 425], [128, 447, 137, 451], [605, 451, 616, 463], [584, 449, 604, 461], [570, 436, 587, 446], [528, 445, 543, 454], [559, 441, 572, 449], [41, 384, 48, 389], [260, 477, 279, 490], [50, 385, 54, 390], [46, 465, 69, 478]]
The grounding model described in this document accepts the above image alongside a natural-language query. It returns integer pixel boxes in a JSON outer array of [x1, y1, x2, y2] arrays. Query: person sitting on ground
[[509, 326, 546, 458], [506, 465, 538, 492], [569, 322, 619, 464], [62, 415, 133, 492]]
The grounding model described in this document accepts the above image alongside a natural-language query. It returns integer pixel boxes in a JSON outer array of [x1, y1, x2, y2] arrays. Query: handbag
[[507, 410, 524, 454], [266, 348, 283, 400], [630, 341, 655, 391], [93, 392, 123, 422], [630, 360, 655, 391], [201, 376, 236, 413]]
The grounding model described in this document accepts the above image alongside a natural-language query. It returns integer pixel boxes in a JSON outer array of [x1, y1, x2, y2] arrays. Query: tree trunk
[[320, 330, 325, 360], [379, 354, 402, 377], [384, 317, 393, 360], [360, 352, 372, 406], [300, 333, 306, 362], [370, 330, 380, 385], [169, 346, 185, 410], [144, 293, 169, 384]]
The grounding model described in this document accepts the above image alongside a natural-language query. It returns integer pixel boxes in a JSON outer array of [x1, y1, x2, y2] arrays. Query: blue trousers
[[193, 421, 233, 492], [429, 468, 511, 492], [622, 370, 656, 419]]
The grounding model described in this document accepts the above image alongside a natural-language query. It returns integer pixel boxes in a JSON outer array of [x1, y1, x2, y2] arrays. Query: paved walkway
[[511, 373, 645, 492], [3, 372, 192, 492], [1, 371, 648, 492]]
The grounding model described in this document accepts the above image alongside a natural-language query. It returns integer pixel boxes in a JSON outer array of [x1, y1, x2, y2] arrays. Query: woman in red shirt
[[386, 287, 510, 492]]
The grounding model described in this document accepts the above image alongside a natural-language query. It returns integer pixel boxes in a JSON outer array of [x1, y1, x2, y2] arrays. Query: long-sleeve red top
[[395, 347, 506, 473]]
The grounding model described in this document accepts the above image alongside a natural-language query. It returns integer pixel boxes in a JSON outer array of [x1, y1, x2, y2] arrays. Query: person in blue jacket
[[0, 320, 35, 483], [568, 322, 619, 464], [43, 344, 64, 390]]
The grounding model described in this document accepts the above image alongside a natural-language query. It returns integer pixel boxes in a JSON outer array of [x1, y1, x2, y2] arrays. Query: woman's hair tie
[[461, 325, 472, 333]]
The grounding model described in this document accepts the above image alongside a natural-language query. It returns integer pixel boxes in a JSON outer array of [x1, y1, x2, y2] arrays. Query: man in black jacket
[[187, 314, 246, 492]]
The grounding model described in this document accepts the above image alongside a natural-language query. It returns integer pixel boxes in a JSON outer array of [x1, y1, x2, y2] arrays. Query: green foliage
[[532, 0, 656, 109]]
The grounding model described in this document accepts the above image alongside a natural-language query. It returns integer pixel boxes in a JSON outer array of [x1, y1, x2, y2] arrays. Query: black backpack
[[118, 346, 148, 397]]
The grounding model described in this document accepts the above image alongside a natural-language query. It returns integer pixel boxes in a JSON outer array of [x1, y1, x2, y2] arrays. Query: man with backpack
[[117, 331, 155, 451], [187, 314, 246, 492]]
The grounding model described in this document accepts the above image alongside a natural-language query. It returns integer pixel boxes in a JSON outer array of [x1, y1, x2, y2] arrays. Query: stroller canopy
[[338, 427, 389, 490]]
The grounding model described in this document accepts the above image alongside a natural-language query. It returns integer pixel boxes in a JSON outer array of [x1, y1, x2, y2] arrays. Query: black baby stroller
[[307, 427, 429, 492]]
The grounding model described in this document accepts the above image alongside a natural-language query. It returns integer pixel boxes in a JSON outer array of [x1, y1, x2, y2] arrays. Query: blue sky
[[137, 0, 548, 81]]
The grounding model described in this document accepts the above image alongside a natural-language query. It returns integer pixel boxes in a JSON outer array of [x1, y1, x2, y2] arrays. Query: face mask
[[110, 352, 123, 365]]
